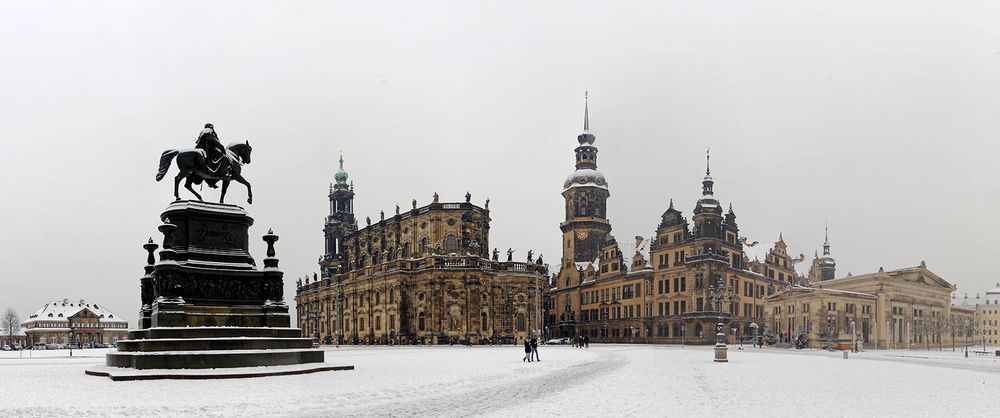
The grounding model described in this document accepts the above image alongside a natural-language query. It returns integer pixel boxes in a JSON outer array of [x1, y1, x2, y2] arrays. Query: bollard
[[843, 351, 848, 359]]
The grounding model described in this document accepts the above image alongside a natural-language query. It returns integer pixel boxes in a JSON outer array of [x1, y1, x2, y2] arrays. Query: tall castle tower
[[321, 153, 358, 275], [559, 93, 612, 274], [818, 225, 836, 281]]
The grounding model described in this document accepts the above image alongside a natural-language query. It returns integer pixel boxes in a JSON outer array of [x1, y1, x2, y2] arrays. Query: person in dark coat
[[530, 337, 540, 362], [523, 339, 533, 362]]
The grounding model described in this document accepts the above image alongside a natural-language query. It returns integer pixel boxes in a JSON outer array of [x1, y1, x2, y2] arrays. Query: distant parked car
[[1, 345, 10, 351], [81, 343, 93, 349], [33, 342, 46, 350], [45, 344, 56, 350], [13, 344, 22, 350], [545, 338, 570, 345], [67, 343, 80, 350]]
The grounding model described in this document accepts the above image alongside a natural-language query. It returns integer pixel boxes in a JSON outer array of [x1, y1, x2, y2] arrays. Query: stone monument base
[[106, 326, 323, 369], [101, 200, 338, 375], [87, 361, 352, 381]]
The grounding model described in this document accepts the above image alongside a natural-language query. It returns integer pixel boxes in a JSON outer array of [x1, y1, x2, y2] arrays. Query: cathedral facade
[[295, 157, 548, 345]]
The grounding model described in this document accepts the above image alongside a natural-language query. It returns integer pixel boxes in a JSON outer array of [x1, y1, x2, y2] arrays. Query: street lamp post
[[707, 275, 734, 362], [750, 322, 759, 348]]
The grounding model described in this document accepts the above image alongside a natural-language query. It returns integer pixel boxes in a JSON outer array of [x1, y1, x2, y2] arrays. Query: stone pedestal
[[713, 323, 728, 363], [105, 201, 323, 370]]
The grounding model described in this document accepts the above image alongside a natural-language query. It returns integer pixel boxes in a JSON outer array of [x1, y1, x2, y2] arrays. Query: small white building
[[21, 299, 128, 347]]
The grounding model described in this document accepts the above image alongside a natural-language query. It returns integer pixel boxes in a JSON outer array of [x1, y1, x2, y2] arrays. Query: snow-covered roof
[[953, 284, 1000, 308], [23, 299, 127, 326], [563, 169, 608, 190]]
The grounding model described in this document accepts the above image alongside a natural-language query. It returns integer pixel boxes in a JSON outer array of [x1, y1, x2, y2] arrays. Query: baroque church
[[295, 156, 548, 345]]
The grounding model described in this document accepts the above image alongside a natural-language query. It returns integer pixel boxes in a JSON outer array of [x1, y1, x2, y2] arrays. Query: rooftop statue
[[155, 123, 254, 204]]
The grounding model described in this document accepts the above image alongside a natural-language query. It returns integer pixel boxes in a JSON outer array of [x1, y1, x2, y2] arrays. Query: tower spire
[[706, 148, 711, 176], [584, 91, 589, 132], [823, 223, 831, 255], [701, 148, 714, 196]]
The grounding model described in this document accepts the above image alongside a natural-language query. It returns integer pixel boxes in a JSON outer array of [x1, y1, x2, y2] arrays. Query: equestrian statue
[[155, 123, 254, 204]]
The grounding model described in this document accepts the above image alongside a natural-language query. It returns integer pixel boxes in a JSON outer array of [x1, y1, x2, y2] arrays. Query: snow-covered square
[[2, 344, 998, 417]]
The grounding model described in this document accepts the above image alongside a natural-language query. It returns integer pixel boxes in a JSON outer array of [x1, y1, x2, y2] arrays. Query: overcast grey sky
[[2, 1, 998, 326]]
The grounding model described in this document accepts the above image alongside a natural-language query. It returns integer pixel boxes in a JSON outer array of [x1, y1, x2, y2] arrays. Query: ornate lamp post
[[750, 322, 759, 348], [707, 275, 734, 362]]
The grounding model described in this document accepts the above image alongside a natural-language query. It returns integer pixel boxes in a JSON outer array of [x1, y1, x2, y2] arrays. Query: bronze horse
[[155, 141, 253, 204]]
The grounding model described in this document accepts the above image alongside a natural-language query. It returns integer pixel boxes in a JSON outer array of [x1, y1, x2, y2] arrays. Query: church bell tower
[[322, 153, 358, 275]]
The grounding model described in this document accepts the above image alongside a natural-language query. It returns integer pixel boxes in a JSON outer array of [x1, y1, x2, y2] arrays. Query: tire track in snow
[[315, 348, 626, 417]]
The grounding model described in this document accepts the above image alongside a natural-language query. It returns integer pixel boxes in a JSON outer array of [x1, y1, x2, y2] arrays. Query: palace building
[[21, 299, 128, 347], [295, 156, 548, 345], [764, 263, 976, 349], [545, 97, 802, 344]]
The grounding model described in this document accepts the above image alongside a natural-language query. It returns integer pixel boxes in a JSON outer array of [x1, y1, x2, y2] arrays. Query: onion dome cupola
[[334, 153, 349, 188], [324, 152, 358, 262], [693, 150, 725, 240], [564, 92, 608, 191], [693, 150, 723, 216]]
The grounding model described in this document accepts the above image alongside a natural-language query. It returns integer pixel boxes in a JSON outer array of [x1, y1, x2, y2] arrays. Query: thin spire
[[706, 148, 711, 176], [669, 198, 674, 209], [339, 151, 344, 171], [823, 223, 831, 256], [583, 91, 590, 132]]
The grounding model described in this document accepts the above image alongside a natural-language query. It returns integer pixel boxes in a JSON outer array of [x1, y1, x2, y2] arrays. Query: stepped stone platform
[[94, 201, 342, 377]]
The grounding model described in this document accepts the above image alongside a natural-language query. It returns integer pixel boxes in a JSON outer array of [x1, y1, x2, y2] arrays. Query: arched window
[[420, 238, 428, 255], [445, 235, 459, 253], [375, 292, 381, 305], [418, 311, 426, 331], [694, 323, 703, 337], [375, 315, 381, 331], [389, 290, 395, 304], [481, 312, 488, 330], [515, 312, 526, 332], [402, 243, 410, 258]]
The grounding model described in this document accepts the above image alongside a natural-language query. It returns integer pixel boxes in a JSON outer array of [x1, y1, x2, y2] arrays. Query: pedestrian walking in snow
[[523, 339, 533, 362], [584, 335, 590, 348], [530, 337, 540, 362]]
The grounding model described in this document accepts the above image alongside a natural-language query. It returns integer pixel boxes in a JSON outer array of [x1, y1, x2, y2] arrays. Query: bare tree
[[1, 308, 19, 345]]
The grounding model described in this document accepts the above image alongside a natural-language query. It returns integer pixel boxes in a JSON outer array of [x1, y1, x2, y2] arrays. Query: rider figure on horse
[[196, 123, 226, 164], [195, 123, 230, 185]]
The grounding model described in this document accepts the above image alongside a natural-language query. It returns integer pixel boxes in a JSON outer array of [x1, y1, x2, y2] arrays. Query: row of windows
[[582, 283, 643, 305], [656, 277, 688, 294], [654, 250, 687, 269]]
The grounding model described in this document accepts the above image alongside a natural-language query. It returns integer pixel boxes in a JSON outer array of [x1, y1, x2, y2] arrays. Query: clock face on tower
[[576, 231, 589, 240]]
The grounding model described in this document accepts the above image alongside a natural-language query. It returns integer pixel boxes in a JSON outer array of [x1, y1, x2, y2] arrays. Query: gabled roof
[[765, 285, 877, 302], [817, 265, 954, 291]]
